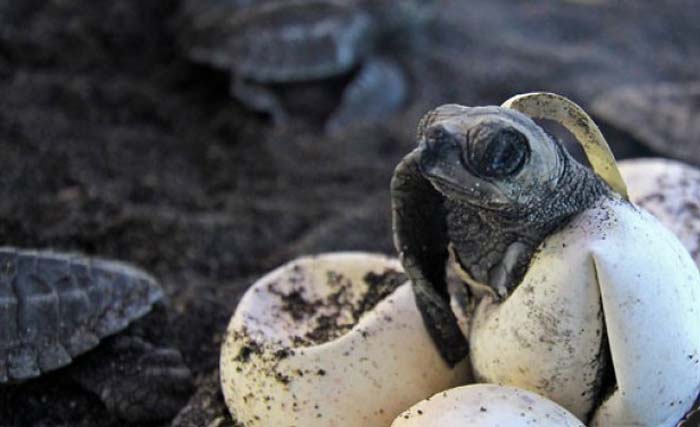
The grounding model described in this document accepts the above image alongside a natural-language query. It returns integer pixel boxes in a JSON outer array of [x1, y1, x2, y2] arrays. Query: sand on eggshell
[[220, 253, 472, 427]]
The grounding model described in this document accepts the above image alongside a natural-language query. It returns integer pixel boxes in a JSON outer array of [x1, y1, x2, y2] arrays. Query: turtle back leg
[[325, 57, 407, 134], [69, 320, 193, 423], [391, 150, 469, 366], [230, 76, 289, 125], [171, 369, 229, 427]]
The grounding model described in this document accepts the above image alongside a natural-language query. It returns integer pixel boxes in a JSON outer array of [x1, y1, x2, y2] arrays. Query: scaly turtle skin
[[0, 247, 192, 422], [178, 0, 427, 129], [391, 104, 608, 365]]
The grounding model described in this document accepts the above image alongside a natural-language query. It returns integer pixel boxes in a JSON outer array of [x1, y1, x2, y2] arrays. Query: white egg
[[391, 384, 585, 427], [619, 157, 700, 267], [220, 252, 471, 427]]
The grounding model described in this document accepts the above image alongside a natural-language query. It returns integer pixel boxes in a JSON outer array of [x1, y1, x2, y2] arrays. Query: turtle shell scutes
[[183, 1, 375, 83], [0, 247, 163, 383]]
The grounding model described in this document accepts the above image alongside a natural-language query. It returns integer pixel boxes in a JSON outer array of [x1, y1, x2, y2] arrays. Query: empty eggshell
[[619, 157, 700, 267], [220, 252, 471, 427], [391, 384, 585, 427]]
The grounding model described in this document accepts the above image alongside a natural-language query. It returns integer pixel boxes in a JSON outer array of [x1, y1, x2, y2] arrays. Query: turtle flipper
[[325, 58, 407, 134], [391, 149, 468, 366], [70, 335, 193, 423], [230, 77, 288, 125]]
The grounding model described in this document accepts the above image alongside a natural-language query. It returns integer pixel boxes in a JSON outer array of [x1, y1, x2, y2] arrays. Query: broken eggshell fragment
[[619, 157, 700, 267], [391, 384, 585, 427], [220, 252, 471, 427], [461, 196, 700, 426]]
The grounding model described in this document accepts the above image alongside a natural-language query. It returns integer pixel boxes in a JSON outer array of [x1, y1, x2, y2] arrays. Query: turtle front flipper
[[230, 77, 289, 125], [325, 57, 407, 134], [391, 149, 469, 366], [70, 334, 193, 423]]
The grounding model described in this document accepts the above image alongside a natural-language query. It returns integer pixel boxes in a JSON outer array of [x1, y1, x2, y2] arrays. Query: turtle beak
[[417, 125, 511, 207]]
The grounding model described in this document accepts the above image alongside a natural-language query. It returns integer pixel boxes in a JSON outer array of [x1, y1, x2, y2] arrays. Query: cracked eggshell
[[458, 196, 700, 426], [220, 252, 471, 427], [391, 384, 585, 427], [619, 157, 700, 267]]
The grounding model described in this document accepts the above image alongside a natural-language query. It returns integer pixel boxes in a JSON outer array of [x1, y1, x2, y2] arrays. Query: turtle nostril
[[424, 126, 453, 152]]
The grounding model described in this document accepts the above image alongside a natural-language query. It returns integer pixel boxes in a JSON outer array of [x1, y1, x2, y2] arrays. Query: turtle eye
[[467, 127, 529, 178]]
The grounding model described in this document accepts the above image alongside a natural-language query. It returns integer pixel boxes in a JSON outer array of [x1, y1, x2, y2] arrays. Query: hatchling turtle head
[[415, 104, 564, 213]]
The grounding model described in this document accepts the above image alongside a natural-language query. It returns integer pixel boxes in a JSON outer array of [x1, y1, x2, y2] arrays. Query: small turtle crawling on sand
[[177, 0, 431, 132], [0, 248, 193, 422]]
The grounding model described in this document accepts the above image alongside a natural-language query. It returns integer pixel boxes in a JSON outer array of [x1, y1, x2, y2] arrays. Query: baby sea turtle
[[178, 0, 431, 131], [0, 248, 193, 422], [392, 93, 700, 426], [391, 99, 609, 366]]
